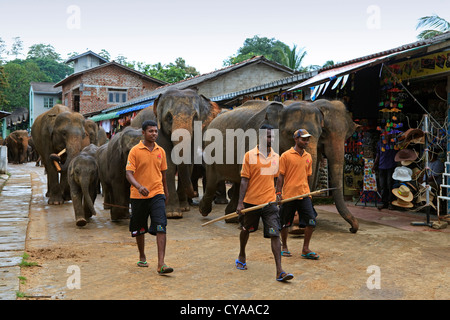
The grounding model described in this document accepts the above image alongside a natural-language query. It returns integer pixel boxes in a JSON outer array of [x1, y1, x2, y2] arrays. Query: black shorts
[[239, 203, 281, 238], [129, 194, 167, 237], [279, 197, 317, 228]]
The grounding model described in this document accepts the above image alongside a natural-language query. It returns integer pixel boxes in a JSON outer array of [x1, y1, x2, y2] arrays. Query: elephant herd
[[28, 88, 360, 233], [1, 129, 38, 165]]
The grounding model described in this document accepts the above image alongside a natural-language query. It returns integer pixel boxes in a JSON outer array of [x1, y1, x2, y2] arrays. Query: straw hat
[[394, 149, 418, 166], [392, 198, 414, 208], [392, 185, 414, 202], [398, 128, 425, 147], [392, 166, 412, 181]]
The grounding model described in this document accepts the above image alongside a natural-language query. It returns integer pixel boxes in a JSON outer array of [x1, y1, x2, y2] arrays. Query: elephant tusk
[[52, 148, 67, 172]]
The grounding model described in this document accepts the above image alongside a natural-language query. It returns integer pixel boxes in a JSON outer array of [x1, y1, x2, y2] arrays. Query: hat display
[[392, 198, 414, 208], [394, 149, 418, 166], [398, 128, 425, 147], [392, 185, 413, 202], [293, 129, 312, 138], [392, 166, 412, 181]]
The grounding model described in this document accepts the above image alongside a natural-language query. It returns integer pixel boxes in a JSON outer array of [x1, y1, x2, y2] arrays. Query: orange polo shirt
[[126, 141, 167, 199], [240, 146, 279, 205], [279, 147, 312, 199]]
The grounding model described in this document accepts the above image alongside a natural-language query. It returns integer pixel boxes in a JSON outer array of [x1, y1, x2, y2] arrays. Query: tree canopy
[[223, 35, 309, 72], [416, 14, 450, 39]]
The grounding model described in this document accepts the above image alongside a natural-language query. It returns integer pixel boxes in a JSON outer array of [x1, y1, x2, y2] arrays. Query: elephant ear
[[153, 94, 162, 130], [264, 101, 284, 126], [199, 95, 221, 131]]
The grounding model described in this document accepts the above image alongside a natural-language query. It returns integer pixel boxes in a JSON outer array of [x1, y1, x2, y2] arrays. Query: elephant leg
[[214, 181, 228, 204], [224, 182, 240, 223], [166, 162, 182, 218], [177, 173, 190, 213], [47, 164, 64, 205], [199, 164, 219, 217], [70, 184, 86, 226]]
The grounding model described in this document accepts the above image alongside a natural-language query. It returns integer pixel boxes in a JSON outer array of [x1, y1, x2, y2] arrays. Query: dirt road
[[15, 163, 449, 300]]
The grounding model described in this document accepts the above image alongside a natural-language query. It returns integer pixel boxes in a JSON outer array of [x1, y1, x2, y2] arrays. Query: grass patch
[[19, 253, 39, 267]]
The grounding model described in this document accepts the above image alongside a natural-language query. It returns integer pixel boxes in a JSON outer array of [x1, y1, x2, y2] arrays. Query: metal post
[[411, 114, 432, 227]]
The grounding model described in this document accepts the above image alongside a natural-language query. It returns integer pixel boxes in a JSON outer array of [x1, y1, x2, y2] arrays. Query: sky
[[1, 0, 450, 74]]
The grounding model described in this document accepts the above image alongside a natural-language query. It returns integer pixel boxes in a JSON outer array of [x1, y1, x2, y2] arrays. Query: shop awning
[[116, 102, 153, 116], [288, 46, 426, 100], [89, 111, 120, 122]]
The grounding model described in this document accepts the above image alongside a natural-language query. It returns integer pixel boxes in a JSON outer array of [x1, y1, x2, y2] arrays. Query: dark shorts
[[239, 203, 281, 238], [279, 197, 317, 228], [129, 194, 167, 237]]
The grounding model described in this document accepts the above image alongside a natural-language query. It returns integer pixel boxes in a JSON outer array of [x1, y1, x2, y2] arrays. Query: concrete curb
[[0, 168, 31, 300]]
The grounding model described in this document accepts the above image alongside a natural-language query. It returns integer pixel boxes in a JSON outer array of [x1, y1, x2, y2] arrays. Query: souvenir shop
[[340, 50, 450, 215]]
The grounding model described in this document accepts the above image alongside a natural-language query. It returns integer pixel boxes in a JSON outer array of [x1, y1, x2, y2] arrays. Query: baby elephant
[[68, 144, 99, 227]]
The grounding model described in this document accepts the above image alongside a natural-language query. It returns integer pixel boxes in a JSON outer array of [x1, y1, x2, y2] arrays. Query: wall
[[197, 63, 292, 98]]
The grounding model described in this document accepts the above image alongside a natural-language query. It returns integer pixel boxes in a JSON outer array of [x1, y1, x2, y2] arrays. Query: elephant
[[285, 99, 360, 233], [84, 119, 99, 146], [68, 144, 99, 227], [5, 130, 29, 164], [96, 126, 143, 221], [31, 104, 91, 205], [130, 88, 221, 218], [198, 100, 324, 221], [97, 127, 108, 146]]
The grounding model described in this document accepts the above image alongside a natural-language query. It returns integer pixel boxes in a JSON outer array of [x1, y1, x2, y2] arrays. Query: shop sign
[[387, 51, 450, 81]]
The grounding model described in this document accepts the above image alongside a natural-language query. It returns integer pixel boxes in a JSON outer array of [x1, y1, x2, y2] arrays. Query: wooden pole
[[201, 188, 336, 227]]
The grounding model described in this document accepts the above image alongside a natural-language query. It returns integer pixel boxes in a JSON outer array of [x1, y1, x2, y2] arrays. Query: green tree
[[416, 14, 450, 39], [223, 35, 308, 71], [1, 60, 50, 111], [0, 65, 9, 107], [10, 36, 23, 59], [131, 57, 200, 83], [27, 43, 61, 61]]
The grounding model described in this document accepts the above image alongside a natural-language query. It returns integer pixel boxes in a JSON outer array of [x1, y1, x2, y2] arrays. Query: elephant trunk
[[329, 161, 359, 233], [172, 116, 197, 199], [81, 179, 97, 217]]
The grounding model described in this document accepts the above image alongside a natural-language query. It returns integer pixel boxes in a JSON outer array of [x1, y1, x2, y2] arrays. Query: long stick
[[201, 188, 336, 227]]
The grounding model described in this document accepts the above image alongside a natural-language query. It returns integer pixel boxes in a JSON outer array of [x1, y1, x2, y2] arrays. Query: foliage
[[416, 14, 450, 39], [0, 60, 50, 111], [223, 35, 308, 72], [124, 57, 200, 83]]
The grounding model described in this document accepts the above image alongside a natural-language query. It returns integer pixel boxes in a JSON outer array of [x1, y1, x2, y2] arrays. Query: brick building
[[54, 51, 166, 116]]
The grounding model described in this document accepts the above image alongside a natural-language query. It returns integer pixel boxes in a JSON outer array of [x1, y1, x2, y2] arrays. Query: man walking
[[126, 120, 173, 275], [276, 129, 319, 260], [235, 124, 293, 282]]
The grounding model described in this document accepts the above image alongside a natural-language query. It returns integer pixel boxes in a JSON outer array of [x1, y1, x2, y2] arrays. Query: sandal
[[276, 272, 294, 282], [281, 250, 292, 257], [301, 252, 319, 260], [235, 259, 247, 270], [158, 265, 173, 275], [137, 261, 148, 267]]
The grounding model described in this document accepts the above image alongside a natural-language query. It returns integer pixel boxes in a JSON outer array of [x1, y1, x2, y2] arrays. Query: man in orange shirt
[[276, 129, 319, 260], [236, 124, 293, 282], [126, 120, 173, 274]]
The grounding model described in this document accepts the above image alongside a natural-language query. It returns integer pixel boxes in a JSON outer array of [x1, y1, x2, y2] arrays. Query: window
[[44, 97, 54, 108], [108, 89, 127, 103]]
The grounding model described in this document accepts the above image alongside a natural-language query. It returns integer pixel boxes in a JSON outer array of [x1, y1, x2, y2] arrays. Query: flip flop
[[235, 259, 247, 270], [158, 265, 173, 275], [281, 251, 292, 257], [277, 272, 294, 282], [137, 261, 148, 267], [301, 252, 319, 260]]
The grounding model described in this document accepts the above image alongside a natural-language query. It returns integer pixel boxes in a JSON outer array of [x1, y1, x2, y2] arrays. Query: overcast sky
[[1, 0, 450, 74]]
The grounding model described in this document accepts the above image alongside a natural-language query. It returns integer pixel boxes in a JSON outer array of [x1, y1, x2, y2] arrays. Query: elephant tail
[[81, 180, 97, 217]]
